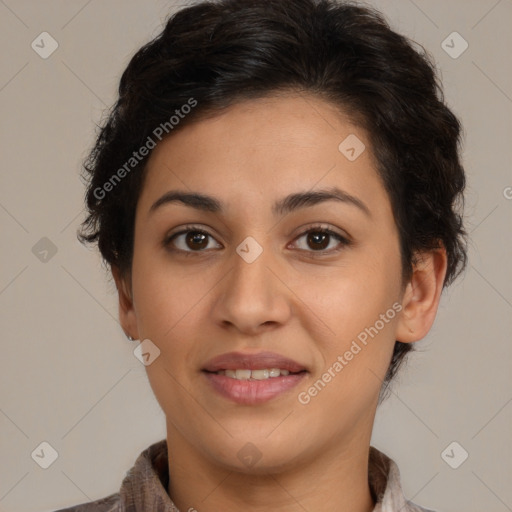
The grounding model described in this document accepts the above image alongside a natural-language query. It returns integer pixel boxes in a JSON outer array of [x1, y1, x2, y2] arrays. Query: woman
[[60, 0, 467, 510]]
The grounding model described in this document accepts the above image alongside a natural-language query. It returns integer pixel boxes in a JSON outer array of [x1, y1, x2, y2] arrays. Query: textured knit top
[[54, 439, 436, 512]]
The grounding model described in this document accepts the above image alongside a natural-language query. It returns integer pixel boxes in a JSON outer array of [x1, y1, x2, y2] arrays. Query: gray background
[[0, 0, 511, 511]]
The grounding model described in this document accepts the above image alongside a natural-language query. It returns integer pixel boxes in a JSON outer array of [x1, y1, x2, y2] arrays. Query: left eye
[[292, 228, 350, 253]]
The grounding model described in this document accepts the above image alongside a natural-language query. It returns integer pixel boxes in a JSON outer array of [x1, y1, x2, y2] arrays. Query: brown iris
[[186, 231, 209, 250], [307, 232, 329, 250]]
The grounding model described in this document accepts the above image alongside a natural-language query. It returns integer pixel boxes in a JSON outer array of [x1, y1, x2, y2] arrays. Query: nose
[[211, 241, 292, 336]]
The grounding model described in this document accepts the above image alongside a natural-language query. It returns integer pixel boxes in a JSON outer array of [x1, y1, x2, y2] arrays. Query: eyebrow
[[149, 186, 371, 218]]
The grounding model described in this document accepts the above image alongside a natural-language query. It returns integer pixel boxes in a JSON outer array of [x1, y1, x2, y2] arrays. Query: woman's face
[[121, 93, 412, 471]]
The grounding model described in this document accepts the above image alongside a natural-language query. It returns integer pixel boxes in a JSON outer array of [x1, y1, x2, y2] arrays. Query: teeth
[[216, 368, 294, 380], [251, 369, 269, 380], [235, 369, 252, 380]]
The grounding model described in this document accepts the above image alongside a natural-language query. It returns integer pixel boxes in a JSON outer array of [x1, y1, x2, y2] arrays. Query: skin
[[113, 92, 447, 512]]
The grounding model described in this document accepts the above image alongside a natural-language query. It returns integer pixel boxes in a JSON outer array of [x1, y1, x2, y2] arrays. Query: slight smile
[[202, 351, 309, 405]]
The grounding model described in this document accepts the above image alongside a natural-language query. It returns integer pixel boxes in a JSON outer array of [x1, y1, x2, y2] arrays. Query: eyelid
[[290, 223, 351, 243]]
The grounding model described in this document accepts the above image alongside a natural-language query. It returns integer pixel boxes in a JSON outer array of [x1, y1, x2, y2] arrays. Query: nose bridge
[[233, 239, 271, 291], [213, 234, 290, 331], [230, 235, 275, 303]]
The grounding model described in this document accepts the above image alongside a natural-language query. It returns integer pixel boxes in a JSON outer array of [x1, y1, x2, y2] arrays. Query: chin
[[202, 436, 309, 475]]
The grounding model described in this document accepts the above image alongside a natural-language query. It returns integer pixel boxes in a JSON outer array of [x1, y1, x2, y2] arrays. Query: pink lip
[[202, 351, 306, 373], [203, 372, 307, 405], [202, 351, 308, 405]]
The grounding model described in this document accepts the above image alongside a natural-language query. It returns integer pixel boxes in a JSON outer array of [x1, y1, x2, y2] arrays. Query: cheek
[[130, 242, 206, 338], [301, 249, 401, 346], [303, 247, 402, 408], [298, 274, 399, 424], [130, 254, 207, 406]]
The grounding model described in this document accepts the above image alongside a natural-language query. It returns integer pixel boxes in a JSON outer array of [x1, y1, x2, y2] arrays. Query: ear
[[112, 265, 139, 340], [395, 245, 448, 343]]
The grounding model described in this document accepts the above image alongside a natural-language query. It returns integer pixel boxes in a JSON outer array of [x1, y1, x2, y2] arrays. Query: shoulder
[[369, 446, 439, 512], [50, 439, 170, 512], [51, 492, 120, 512]]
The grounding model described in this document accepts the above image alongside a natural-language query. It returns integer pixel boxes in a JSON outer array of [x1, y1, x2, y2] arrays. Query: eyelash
[[163, 224, 352, 258]]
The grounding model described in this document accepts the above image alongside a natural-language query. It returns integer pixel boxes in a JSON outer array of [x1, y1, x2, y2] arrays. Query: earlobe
[[395, 246, 448, 343], [112, 265, 139, 341]]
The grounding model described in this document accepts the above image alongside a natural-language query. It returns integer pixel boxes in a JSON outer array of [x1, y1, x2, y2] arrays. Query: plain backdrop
[[0, 1, 511, 511]]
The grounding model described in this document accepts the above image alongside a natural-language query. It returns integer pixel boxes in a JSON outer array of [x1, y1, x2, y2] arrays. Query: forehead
[[139, 93, 390, 221]]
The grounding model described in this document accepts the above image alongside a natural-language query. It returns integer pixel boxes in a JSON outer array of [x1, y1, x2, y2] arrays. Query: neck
[[166, 427, 376, 512]]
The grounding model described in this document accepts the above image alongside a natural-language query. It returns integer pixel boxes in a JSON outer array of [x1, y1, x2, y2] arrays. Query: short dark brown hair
[[78, 0, 467, 390]]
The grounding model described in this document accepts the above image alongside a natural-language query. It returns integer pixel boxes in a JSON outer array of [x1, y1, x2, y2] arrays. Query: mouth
[[204, 368, 304, 380], [202, 351, 308, 405]]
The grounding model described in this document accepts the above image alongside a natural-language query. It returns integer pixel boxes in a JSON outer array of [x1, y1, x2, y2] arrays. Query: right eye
[[163, 226, 222, 255]]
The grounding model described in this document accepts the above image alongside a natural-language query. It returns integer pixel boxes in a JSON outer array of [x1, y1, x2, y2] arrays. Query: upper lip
[[202, 351, 307, 373]]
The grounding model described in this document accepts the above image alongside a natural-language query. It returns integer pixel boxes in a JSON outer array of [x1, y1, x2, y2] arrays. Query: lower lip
[[203, 371, 307, 405]]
